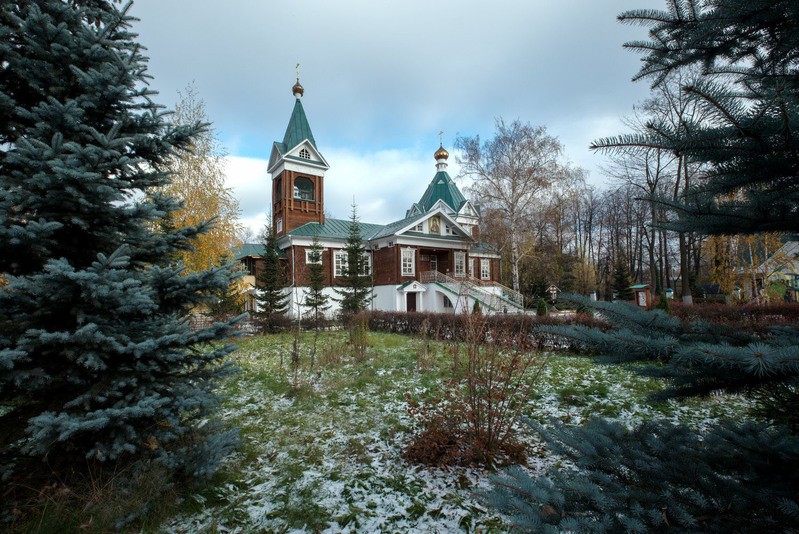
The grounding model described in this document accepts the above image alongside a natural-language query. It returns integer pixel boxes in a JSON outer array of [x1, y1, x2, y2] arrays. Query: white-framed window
[[334, 250, 371, 277], [445, 224, 455, 236], [276, 217, 283, 233], [334, 250, 347, 277], [362, 252, 372, 276], [481, 258, 490, 280], [430, 256, 438, 272], [454, 251, 466, 277], [401, 248, 415, 276], [305, 248, 322, 265], [299, 148, 311, 159], [414, 223, 424, 232]]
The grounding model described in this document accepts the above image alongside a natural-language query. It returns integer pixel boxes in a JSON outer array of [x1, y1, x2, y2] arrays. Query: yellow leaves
[[706, 235, 737, 295], [157, 85, 243, 273], [704, 232, 788, 301]]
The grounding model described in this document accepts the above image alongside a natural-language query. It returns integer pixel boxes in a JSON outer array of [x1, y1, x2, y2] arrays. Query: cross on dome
[[292, 63, 304, 98]]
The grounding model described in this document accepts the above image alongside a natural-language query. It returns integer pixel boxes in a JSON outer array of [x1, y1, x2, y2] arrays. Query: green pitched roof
[[233, 243, 289, 259], [416, 171, 467, 213], [281, 98, 317, 152], [233, 243, 265, 259], [286, 218, 385, 240], [370, 212, 427, 239], [470, 241, 500, 254]]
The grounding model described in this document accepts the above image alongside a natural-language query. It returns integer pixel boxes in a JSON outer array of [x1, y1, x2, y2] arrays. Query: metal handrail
[[420, 271, 523, 310], [462, 274, 524, 306]]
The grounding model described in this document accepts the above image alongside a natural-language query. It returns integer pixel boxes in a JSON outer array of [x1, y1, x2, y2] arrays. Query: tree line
[[461, 75, 792, 305]]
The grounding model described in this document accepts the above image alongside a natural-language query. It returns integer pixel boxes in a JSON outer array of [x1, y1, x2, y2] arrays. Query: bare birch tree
[[455, 119, 565, 292]]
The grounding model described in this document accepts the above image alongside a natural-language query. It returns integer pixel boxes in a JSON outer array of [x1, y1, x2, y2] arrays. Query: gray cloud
[[132, 0, 666, 229]]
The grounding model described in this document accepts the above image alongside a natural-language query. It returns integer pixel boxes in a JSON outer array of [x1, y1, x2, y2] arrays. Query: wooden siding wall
[[373, 247, 398, 285], [272, 170, 325, 236], [276, 245, 503, 288]]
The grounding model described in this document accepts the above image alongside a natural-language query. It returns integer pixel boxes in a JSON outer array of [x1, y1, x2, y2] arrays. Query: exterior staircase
[[419, 271, 525, 313]]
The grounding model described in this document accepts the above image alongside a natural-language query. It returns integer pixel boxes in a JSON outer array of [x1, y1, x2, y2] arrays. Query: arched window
[[294, 176, 314, 201], [275, 177, 282, 198]]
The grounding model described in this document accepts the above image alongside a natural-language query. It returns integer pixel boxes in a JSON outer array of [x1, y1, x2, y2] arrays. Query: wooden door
[[406, 292, 417, 312]]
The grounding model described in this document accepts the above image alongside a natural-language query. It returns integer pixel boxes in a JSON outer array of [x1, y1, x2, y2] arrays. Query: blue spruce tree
[[486, 1, 799, 531], [0, 0, 239, 511]]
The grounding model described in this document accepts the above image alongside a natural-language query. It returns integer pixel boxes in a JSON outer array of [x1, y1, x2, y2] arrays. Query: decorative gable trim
[[458, 200, 479, 219], [406, 203, 423, 218], [287, 140, 329, 167], [397, 281, 426, 292], [268, 139, 330, 174], [393, 207, 472, 240], [268, 143, 283, 171], [429, 199, 455, 214]]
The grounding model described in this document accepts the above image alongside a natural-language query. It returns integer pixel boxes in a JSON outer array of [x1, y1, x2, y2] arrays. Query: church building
[[238, 78, 524, 316]]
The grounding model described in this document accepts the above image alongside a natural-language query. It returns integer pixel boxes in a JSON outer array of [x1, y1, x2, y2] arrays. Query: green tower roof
[[416, 171, 467, 213], [281, 98, 317, 152]]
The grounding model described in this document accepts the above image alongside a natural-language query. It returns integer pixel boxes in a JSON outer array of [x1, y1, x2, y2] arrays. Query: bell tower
[[267, 73, 329, 236]]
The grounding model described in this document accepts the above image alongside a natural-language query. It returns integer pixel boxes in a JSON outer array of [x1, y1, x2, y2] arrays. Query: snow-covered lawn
[[164, 332, 750, 533]]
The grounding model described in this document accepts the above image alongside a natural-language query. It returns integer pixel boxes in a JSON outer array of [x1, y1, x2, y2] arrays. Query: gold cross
[[296, 63, 300, 81]]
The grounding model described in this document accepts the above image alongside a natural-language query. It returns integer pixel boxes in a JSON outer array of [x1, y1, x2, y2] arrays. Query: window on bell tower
[[294, 176, 314, 201], [299, 148, 311, 159]]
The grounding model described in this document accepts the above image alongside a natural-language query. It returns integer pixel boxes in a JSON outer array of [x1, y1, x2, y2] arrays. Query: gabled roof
[[371, 208, 473, 241], [405, 203, 423, 218], [458, 200, 479, 218], [757, 240, 799, 274], [285, 218, 385, 240], [416, 171, 467, 213], [370, 212, 427, 240]]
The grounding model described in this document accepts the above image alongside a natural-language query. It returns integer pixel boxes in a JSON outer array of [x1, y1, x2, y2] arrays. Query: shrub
[[405, 314, 548, 467], [669, 301, 799, 334], [365, 310, 607, 353], [348, 313, 370, 362], [414, 318, 439, 371]]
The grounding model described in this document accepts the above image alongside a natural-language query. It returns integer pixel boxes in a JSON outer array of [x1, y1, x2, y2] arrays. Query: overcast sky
[[131, 0, 665, 237]]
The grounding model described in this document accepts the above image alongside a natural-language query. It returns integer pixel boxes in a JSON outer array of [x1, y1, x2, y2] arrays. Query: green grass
[[155, 329, 750, 533]]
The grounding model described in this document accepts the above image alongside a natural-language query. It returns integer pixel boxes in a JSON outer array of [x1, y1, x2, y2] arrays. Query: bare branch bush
[[405, 313, 548, 467]]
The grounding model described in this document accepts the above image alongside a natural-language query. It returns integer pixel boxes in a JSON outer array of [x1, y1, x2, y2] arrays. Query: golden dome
[[292, 79, 304, 97], [434, 144, 449, 160]]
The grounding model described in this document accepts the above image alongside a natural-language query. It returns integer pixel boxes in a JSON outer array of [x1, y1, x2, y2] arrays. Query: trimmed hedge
[[365, 303, 799, 352], [669, 301, 799, 333], [365, 311, 606, 352]]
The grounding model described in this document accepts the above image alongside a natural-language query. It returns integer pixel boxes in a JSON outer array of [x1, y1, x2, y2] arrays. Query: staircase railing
[[462, 274, 524, 307], [420, 271, 524, 311]]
